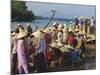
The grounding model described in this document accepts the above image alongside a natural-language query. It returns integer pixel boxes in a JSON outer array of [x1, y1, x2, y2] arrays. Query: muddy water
[[47, 48, 96, 72]]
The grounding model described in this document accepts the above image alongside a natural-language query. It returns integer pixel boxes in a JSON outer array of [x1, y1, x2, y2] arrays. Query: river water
[[11, 19, 72, 31]]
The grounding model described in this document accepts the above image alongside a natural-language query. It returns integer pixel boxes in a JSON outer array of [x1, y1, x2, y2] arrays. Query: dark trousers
[[11, 53, 17, 74], [34, 53, 47, 73]]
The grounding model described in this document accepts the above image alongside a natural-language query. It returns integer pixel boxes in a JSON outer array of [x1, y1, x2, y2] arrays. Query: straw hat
[[52, 27, 56, 31], [19, 28, 24, 32], [17, 30, 27, 39], [32, 30, 44, 39], [11, 32, 16, 36], [74, 28, 79, 32], [63, 28, 67, 32], [74, 25, 79, 32], [43, 28, 49, 33]]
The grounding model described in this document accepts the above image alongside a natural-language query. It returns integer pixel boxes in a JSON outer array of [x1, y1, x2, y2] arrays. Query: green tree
[[11, 0, 36, 22]]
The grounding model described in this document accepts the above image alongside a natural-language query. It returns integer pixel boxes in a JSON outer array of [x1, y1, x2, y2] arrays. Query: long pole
[[44, 9, 56, 29]]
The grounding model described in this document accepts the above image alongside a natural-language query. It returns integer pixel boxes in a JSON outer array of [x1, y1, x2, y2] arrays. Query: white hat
[[74, 16, 77, 18], [53, 22, 57, 26], [17, 30, 27, 39], [27, 23, 31, 26], [79, 16, 84, 20], [17, 24, 21, 26], [63, 24, 67, 29], [70, 21, 73, 24]]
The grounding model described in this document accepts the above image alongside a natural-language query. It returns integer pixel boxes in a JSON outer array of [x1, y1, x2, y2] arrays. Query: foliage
[[11, 0, 36, 22]]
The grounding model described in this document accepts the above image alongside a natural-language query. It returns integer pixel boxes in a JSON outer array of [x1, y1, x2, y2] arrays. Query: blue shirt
[[35, 38, 46, 54]]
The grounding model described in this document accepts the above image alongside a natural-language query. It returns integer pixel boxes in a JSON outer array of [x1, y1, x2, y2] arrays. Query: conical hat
[[43, 28, 49, 33], [75, 25, 79, 32], [17, 30, 27, 39], [51, 27, 56, 31], [74, 28, 79, 32], [79, 16, 84, 20], [53, 22, 57, 26], [32, 31, 40, 38], [32, 30, 44, 39], [11, 32, 16, 36], [19, 28, 24, 32], [63, 28, 67, 32]]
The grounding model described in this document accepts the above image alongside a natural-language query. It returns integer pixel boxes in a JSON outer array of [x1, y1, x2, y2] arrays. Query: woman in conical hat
[[17, 30, 27, 39], [32, 30, 44, 40], [32, 30, 47, 72], [16, 29, 29, 74]]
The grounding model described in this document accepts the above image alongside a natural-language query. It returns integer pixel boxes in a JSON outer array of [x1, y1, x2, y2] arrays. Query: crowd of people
[[11, 16, 95, 74]]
